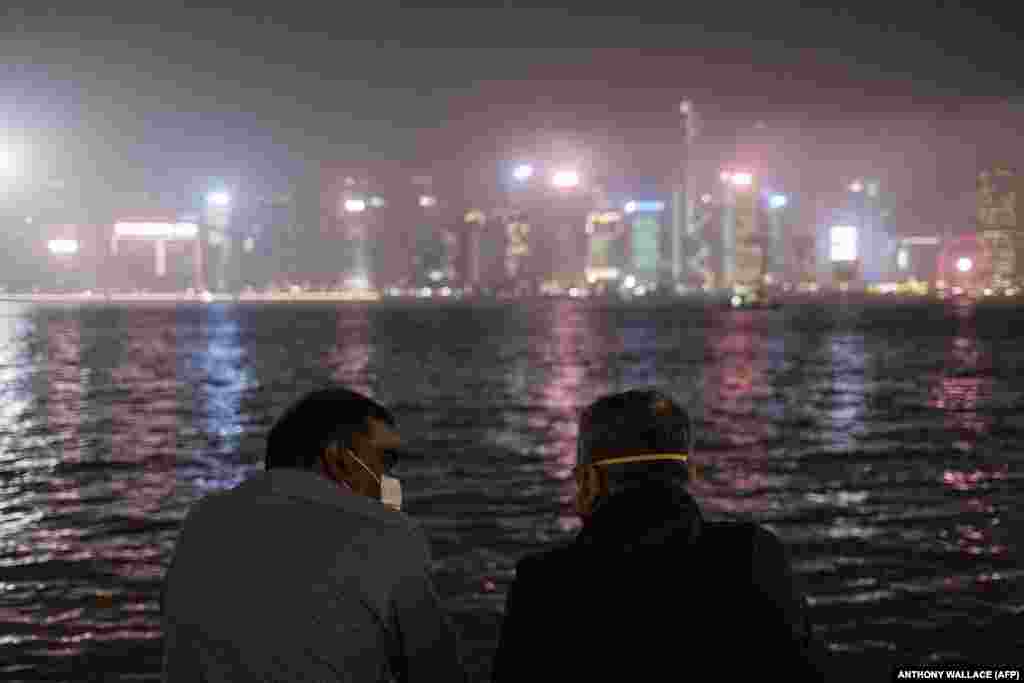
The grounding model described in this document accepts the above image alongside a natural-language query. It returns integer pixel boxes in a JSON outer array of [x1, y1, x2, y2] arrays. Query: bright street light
[[419, 195, 437, 208], [513, 164, 534, 182], [849, 180, 864, 193], [207, 191, 231, 207], [624, 200, 666, 213], [345, 275, 370, 290], [956, 257, 973, 273], [344, 198, 367, 213], [551, 169, 580, 189], [729, 172, 753, 187], [769, 194, 788, 209], [897, 248, 909, 271], [48, 239, 79, 255]]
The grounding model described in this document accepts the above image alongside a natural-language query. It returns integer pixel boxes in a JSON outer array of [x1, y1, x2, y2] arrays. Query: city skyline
[[3, 3, 1022, 232]]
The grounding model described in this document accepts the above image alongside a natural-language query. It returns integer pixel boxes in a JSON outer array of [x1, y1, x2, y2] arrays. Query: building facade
[[320, 163, 467, 290], [720, 171, 761, 290], [813, 179, 890, 290], [977, 167, 1022, 287]]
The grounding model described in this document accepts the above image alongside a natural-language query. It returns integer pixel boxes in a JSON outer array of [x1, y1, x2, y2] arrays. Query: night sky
[[2, 2, 1021, 229]]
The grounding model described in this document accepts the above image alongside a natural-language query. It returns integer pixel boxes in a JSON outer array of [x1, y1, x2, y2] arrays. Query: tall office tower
[[720, 170, 760, 290], [585, 208, 627, 290], [624, 199, 667, 287], [977, 167, 1022, 287], [671, 99, 699, 286]]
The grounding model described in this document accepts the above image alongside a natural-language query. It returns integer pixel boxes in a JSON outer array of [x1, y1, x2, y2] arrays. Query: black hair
[[577, 388, 693, 491], [265, 386, 395, 471]]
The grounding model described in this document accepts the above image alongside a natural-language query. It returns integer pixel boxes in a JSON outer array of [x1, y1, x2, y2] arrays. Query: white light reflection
[[45, 317, 84, 465], [0, 308, 34, 457], [822, 334, 868, 450], [325, 307, 373, 398], [186, 308, 260, 495]]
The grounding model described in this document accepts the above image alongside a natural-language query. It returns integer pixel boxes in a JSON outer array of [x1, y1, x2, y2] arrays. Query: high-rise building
[[319, 170, 374, 288], [624, 199, 667, 287], [584, 209, 627, 287], [502, 210, 531, 285], [814, 179, 890, 289], [891, 235, 942, 283], [107, 206, 202, 292], [720, 170, 760, 290], [977, 167, 1022, 287], [320, 163, 457, 289]]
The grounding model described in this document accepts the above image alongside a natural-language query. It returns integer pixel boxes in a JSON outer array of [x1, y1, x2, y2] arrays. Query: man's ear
[[688, 460, 701, 483], [574, 465, 605, 518], [320, 442, 350, 483]]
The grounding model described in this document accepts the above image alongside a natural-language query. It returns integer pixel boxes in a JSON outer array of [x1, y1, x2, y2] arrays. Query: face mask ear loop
[[346, 449, 381, 487]]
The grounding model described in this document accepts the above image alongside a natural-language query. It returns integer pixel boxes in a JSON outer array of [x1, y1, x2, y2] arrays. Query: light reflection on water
[[0, 300, 1020, 679]]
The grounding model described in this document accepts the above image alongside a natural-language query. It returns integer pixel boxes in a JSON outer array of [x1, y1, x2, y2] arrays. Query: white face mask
[[380, 474, 402, 511], [348, 450, 403, 511]]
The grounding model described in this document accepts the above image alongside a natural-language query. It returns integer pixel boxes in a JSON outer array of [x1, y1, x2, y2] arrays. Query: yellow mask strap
[[592, 453, 688, 466]]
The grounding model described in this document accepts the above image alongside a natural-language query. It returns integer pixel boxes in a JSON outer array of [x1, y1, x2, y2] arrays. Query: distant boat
[[725, 286, 783, 310]]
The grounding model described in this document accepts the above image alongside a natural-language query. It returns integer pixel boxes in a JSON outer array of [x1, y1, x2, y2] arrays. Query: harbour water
[[0, 299, 1021, 680]]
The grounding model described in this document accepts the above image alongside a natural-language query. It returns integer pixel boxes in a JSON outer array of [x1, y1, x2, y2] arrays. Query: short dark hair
[[265, 387, 395, 470], [577, 389, 693, 490]]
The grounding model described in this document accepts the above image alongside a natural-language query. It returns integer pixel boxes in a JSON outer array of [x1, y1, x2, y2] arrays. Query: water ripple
[[0, 300, 1021, 679]]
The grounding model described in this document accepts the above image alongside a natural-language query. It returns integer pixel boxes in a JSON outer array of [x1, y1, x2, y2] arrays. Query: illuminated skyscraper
[[503, 210, 531, 283], [320, 163, 461, 289], [585, 209, 626, 287], [720, 170, 760, 290], [977, 167, 1022, 287], [814, 179, 890, 289], [672, 99, 699, 286], [320, 168, 374, 288], [624, 200, 666, 286]]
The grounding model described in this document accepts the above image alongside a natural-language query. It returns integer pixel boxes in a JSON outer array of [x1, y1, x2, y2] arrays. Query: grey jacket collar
[[238, 468, 408, 528]]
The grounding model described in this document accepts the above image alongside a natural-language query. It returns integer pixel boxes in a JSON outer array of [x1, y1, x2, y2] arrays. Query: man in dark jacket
[[161, 386, 467, 682], [492, 389, 828, 682]]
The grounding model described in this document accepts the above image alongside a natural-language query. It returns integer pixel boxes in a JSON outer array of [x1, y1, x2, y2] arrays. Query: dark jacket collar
[[575, 483, 703, 556]]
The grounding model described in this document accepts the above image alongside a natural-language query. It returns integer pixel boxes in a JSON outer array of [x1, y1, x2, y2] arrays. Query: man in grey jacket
[[161, 386, 466, 682]]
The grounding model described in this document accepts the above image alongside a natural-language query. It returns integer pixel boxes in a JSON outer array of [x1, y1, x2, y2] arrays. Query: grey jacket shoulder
[[192, 470, 433, 563]]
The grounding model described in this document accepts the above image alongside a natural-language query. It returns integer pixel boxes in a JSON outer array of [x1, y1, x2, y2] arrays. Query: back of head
[[265, 386, 394, 470], [577, 388, 694, 504]]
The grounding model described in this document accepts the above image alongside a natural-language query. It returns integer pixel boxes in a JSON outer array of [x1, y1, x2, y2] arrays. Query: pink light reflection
[[107, 323, 178, 512], [696, 322, 777, 517], [929, 335, 993, 438], [942, 464, 1009, 491], [45, 317, 83, 464], [326, 308, 373, 396], [536, 310, 587, 534]]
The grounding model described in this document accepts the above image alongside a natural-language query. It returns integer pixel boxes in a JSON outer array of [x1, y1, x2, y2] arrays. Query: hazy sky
[[2, 2, 1021, 229]]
